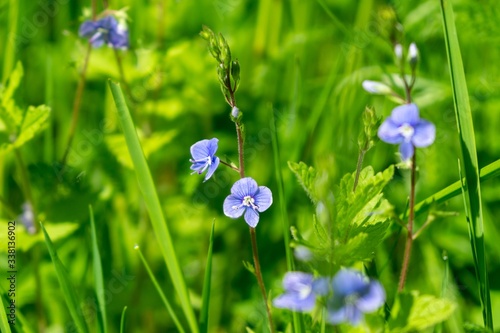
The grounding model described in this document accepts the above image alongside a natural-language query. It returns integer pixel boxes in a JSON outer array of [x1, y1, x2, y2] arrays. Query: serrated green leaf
[[105, 130, 177, 169], [14, 105, 50, 147], [0, 61, 23, 130], [288, 161, 319, 203], [388, 291, 456, 333]]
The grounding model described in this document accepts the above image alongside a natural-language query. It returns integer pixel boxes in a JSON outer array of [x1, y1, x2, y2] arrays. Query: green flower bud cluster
[[200, 25, 240, 108], [358, 106, 381, 151]]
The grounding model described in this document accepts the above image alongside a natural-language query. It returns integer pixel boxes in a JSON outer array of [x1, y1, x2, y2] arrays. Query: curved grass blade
[[440, 0, 492, 328], [109, 81, 198, 333], [89, 205, 107, 333], [41, 223, 89, 333], [413, 158, 500, 218], [120, 306, 127, 333], [135, 245, 185, 333], [199, 221, 215, 333], [0, 293, 12, 333]]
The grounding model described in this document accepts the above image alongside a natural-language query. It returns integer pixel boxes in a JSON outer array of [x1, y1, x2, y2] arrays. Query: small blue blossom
[[189, 138, 220, 182], [79, 15, 129, 49], [326, 269, 385, 326], [273, 272, 329, 312], [223, 177, 272, 228], [18, 202, 36, 234], [378, 103, 435, 161]]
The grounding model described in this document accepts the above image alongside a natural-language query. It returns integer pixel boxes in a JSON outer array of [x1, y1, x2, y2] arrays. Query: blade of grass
[[120, 306, 127, 333], [412, 158, 500, 218], [41, 223, 89, 333], [134, 245, 185, 333], [108, 80, 198, 333], [0, 286, 35, 333], [109, 81, 198, 333], [0, 293, 12, 333], [270, 106, 304, 333], [199, 221, 215, 333], [440, 0, 492, 328], [89, 205, 107, 333]]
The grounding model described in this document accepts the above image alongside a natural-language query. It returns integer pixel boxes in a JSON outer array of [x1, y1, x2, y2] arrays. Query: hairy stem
[[398, 152, 417, 291], [61, 43, 92, 165]]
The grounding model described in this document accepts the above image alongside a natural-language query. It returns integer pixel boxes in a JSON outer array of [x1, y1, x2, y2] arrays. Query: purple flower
[[79, 15, 129, 49], [189, 138, 220, 182], [223, 177, 272, 227], [326, 269, 385, 326], [273, 272, 329, 312], [377, 103, 435, 161]]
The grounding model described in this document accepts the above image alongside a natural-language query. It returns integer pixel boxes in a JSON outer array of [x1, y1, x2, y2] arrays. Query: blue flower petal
[[356, 281, 385, 313], [99, 16, 118, 30], [223, 194, 245, 219], [254, 186, 273, 212], [204, 156, 220, 182], [244, 208, 259, 227], [273, 272, 316, 312], [399, 141, 414, 161], [231, 177, 258, 199], [412, 120, 435, 147], [378, 119, 404, 144], [312, 277, 331, 296], [282, 272, 314, 290], [327, 305, 363, 325], [391, 103, 420, 125], [79, 21, 98, 38], [332, 270, 367, 296]]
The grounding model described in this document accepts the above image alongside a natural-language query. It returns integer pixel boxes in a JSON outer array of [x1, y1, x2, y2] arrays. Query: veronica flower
[[189, 138, 220, 182], [273, 272, 329, 312], [223, 177, 272, 227], [79, 15, 129, 49], [378, 103, 435, 161], [326, 269, 385, 326]]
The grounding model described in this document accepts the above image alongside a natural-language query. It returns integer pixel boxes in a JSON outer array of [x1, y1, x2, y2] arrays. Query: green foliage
[[440, 0, 492, 327], [199, 222, 215, 333], [41, 223, 89, 333], [0, 62, 50, 154], [290, 162, 394, 267], [89, 206, 107, 333], [388, 291, 456, 332], [0, 294, 12, 333], [357, 106, 381, 152]]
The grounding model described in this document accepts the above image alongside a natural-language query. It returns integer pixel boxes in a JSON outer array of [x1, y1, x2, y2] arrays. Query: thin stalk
[[113, 49, 137, 105], [250, 227, 275, 333], [61, 43, 92, 165], [398, 152, 417, 291], [219, 160, 240, 172], [353, 142, 368, 192]]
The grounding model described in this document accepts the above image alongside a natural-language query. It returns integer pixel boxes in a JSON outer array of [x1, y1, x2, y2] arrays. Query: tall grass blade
[[0, 293, 12, 333], [41, 223, 89, 333], [120, 306, 127, 333], [270, 106, 304, 333], [439, 1, 492, 328], [199, 221, 215, 333], [108, 81, 198, 333], [89, 205, 107, 333], [135, 246, 185, 333]]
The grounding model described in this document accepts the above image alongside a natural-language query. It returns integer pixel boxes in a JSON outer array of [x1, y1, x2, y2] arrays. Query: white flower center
[[243, 195, 255, 207], [297, 283, 312, 300], [345, 293, 360, 305], [398, 123, 414, 140]]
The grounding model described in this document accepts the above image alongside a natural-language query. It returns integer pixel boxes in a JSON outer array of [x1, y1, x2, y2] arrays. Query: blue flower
[[223, 177, 272, 228], [273, 272, 329, 312], [79, 15, 129, 49], [378, 103, 435, 161], [326, 269, 385, 326], [189, 138, 220, 182]]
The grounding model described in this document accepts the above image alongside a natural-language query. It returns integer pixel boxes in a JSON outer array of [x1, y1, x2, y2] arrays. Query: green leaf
[[14, 105, 51, 147], [388, 291, 456, 333], [108, 81, 198, 333], [440, 0, 492, 328], [288, 161, 319, 203], [120, 306, 127, 333], [41, 222, 89, 333], [199, 221, 215, 333], [0, 293, 12, 333], [89, 206, 107, 333], [0, 61, 23, 130]]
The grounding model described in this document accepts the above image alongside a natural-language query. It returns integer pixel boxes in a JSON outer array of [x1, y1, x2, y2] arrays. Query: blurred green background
[[0, 0, 499, 331]]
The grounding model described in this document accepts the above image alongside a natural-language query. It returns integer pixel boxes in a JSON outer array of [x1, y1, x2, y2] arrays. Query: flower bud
[[394, 43, 403, 60], [231, 106, 240, 119], [362, 80, 393, 95], [408, 42, 418, 66]]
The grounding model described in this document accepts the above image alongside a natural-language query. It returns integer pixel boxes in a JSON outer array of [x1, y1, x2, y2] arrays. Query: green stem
[[61, 43, 92, 165], [219, 160, 240, 172], [398, 152, 416, 291], [114, 49, 137, 105], [353, 143, 368, 192]]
